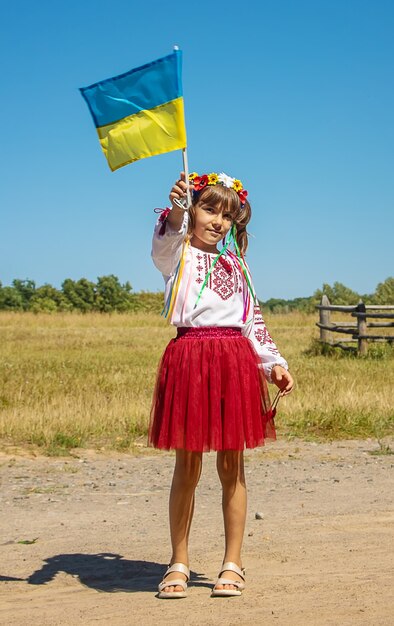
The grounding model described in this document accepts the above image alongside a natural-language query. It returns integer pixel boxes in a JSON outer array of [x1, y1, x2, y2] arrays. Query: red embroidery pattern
[[212, 263, 235, 300], [254, 326, 275, 346], [195, 253, 239, 301], [196, 253, 204, 285], [253, 305, 264, 322], [253, 307, 279, 354]]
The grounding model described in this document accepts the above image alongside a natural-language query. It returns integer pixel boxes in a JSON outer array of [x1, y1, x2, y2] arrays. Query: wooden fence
[[316, 295, 394, 355]]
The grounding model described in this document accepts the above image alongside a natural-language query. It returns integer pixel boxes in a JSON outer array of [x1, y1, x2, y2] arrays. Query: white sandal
[[157, 562, 190, 599], [211, 561, 245, 597]]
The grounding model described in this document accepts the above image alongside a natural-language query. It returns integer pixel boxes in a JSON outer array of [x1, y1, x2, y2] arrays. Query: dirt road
[[0, 438, 393, 625]]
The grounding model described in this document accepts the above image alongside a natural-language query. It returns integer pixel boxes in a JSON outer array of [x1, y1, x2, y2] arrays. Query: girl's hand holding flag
[[166, 172, 190, 231]]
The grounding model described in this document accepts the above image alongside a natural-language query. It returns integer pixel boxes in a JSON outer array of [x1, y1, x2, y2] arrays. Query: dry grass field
[[0, 311, 393, 454]]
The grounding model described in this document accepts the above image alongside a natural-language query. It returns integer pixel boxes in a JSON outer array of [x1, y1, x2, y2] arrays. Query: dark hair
[[187, 184, 252, 255]]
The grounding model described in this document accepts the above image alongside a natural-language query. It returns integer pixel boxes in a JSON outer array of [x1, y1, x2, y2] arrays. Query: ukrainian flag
[[80, 50, 187, 171]]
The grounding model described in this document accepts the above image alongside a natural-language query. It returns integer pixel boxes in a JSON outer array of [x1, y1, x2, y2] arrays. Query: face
[[191, 201, 233, 252]]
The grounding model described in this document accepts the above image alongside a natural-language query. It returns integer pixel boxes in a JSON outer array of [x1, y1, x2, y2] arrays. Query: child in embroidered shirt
[[150, 171, 294, 598]]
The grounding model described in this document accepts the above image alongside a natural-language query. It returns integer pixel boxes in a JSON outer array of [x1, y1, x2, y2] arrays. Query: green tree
[[62, 278, 96, 312], [130, 290, 164, 314], [262, 296, 315, 314], [372, 277, 394, 304], [30, 284, 72, 313], [94, 275, 133, 312], [314, 282, 360, 305], [0, 285, 24, 310], [12, 279, 36, 310]]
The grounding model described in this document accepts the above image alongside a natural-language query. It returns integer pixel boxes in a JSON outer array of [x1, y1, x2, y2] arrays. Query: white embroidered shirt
[[151, 211, 288, 382]]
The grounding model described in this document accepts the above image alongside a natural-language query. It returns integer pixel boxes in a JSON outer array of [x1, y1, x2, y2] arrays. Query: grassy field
[[0, 311, 392, 454]]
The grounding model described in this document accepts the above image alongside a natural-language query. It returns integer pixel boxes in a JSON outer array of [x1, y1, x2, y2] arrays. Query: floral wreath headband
[[189, 172, 248, 207]]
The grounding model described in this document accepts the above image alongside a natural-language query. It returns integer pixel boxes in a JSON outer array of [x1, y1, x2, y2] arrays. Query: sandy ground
[[0, 438, 393, 626]]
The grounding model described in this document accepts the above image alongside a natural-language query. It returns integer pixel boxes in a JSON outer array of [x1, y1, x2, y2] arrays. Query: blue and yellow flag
[[80, 50, 187, 171]]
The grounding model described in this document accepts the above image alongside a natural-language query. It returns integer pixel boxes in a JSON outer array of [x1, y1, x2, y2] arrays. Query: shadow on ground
[[1, 553, 211, 593]]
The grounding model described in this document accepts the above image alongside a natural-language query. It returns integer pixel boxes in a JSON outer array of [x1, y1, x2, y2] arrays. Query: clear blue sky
[[1, 0, 393, 300]]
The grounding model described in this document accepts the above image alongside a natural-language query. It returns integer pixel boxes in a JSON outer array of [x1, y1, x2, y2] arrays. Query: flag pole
[[173, 45, 191, 207], [182, 148, 191, 206]]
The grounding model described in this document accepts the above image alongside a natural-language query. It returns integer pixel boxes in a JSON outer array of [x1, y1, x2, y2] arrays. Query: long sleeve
[[243, 302, 289, 383], [151, 210, 189, 276]]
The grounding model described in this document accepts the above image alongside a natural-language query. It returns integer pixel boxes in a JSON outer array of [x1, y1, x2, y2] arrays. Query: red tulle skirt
[[148, 327, 276, 452]]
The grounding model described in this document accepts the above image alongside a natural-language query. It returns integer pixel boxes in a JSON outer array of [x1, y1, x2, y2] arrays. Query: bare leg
[[215, 450, 247, 591], [162, 449, 202, 593]]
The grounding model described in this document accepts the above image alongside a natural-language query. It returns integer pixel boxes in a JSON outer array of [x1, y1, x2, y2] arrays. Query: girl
[[150, 171, 294, 599]]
